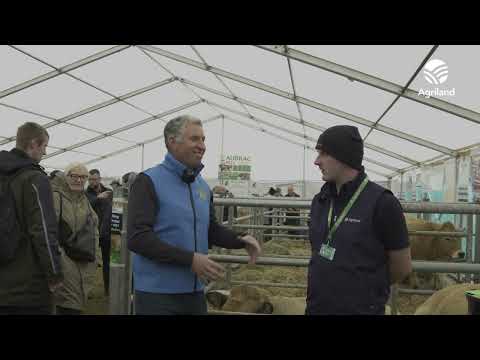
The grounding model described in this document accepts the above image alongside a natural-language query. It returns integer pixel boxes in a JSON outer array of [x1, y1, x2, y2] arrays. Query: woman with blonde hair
[[50, 162, 100, 315]]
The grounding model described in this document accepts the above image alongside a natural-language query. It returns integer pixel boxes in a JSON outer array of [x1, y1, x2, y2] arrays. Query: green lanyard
[[326, 177, 369, 246]]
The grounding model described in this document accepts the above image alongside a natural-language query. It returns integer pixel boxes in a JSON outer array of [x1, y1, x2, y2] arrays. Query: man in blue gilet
[[127, 115, 261, 315], [306, 125, 412, 315]]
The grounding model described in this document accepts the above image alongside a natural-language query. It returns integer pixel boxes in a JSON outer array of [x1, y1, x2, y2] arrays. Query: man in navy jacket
[[306, 125, 412, 315]]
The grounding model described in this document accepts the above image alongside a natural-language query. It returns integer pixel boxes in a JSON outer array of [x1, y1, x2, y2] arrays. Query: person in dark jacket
[[284, 185, 301, 235], [263, 187, 277, 241], [307, 125, 412, 315], [127, 115, 261, 315], [86, 169, 113, 296], [212, 186, 238, 222], [0, 122, 63, 315], [121, 172, 137, 197]]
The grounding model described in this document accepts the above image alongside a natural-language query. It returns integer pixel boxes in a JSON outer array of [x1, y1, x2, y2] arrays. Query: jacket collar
[[87, 183, 107, 194], [8, 148, 44, 173], [319, 167, 367, 200], [11, 148, 32, 160], [162, 152, 204, 179]]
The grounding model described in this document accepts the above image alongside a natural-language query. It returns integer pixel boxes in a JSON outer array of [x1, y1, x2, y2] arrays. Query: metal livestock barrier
[[211, 198, 480, 315], [109, 197, 480, 315]]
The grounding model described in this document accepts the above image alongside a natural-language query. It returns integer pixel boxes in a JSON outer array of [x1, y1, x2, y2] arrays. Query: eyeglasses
[[69, 174, 88, 181]]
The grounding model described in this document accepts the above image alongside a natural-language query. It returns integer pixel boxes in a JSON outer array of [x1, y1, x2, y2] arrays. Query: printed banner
[[458, 155, 472, 202], [218, 154, 252, 181], [218, 154, 252, 197], [471, 149, 480, 203]]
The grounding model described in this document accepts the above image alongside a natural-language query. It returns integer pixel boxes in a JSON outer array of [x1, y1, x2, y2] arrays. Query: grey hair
[[64, 162, 88, 177], [164, 115, 202, 149]]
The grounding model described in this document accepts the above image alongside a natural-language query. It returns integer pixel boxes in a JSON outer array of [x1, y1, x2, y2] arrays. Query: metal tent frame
[[2, 44, 480, 185]]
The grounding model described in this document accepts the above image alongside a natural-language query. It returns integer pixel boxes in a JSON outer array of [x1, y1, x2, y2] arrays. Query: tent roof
[[2, 45, 479, 182]]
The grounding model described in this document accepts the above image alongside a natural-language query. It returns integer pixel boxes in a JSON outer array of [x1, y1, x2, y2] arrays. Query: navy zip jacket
[[307, 169, 409, 314]]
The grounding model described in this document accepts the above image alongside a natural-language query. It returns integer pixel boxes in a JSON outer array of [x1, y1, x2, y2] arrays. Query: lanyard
[[326, 177, 369, 245]]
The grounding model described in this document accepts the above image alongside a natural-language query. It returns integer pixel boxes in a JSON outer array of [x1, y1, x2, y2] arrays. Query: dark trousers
[[264, 228, 272, 242], [56, 306, 83, 315], [305, 304, 386, 315], [0, 305, 53, 315], [285, 219, 301, 235], [99, 237, 111, 296], [134, 290, 208, 315], [264, 209, 273, 242], [285, 210, 301, 235]]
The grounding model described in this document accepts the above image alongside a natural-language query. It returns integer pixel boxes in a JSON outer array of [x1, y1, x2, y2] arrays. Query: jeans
[[99, 237, 111, 296]]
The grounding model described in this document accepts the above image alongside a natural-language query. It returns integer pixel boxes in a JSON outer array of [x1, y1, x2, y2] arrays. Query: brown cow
[[403, 218, 463, 289], [208, 285, 305, 315], [407, 218, 463, 261], [207, 285, 397, 315]]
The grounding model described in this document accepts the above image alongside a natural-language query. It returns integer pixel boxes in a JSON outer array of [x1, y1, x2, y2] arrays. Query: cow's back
[[269, 296, 306, 315], [415, 283, 480, 315]]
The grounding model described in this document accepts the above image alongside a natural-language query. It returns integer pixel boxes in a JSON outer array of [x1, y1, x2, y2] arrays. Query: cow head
[[221, 285, 273, 314], [433, 222, 463, 260]]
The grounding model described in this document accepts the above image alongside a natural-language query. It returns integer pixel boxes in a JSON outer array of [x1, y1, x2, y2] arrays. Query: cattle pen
[[107, 197, 480, 315]]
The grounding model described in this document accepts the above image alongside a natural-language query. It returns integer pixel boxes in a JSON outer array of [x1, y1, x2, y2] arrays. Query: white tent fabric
[[2, 45, 479, 184]]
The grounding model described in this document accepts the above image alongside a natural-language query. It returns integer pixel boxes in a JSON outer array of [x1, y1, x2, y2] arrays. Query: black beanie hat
[[316, 125, 364, 170]]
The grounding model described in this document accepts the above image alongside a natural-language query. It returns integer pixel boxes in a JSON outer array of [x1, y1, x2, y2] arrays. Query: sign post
[[110, 199, 123, 264]]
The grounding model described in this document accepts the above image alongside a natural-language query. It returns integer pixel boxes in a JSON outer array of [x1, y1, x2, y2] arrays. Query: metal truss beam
[[1, 45, 130, 99], [207, 100, 400, 173], [138, 45, 454, 157], [83, 115, 222, 165], [180, 77, 419, 166], [0, 77, 177, 146], [257, 45, 480, 126], [43, 100, 202, 160], [223, 115, 390, 178]]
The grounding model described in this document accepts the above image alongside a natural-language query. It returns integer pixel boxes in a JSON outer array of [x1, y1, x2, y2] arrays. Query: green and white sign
[[218, 154, 252, 181], [218, 154, 252, 196]]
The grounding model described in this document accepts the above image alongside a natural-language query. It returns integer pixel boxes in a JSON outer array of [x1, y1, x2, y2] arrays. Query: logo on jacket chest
[[344, 217, 361, 224], [198, 188, 208, 201]]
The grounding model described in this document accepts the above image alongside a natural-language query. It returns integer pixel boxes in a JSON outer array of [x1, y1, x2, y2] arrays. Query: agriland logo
[[423, 59, 448, 85], [417, 58, 455, 99]]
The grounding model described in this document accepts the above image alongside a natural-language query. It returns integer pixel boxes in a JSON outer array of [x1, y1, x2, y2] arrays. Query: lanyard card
[[319, 244, 336, 261]]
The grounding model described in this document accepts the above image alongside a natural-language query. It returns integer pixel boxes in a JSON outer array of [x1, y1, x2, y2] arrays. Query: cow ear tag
[[319, 244, 336, 261]]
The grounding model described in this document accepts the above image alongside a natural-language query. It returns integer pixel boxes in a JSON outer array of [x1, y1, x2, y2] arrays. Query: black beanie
[[316, 125, 364, 170]]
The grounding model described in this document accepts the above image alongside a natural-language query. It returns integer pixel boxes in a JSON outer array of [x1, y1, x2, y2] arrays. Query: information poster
[[218, 154, 252, 197], [457, 155, 472, 202], [471, 150, 480, 203]]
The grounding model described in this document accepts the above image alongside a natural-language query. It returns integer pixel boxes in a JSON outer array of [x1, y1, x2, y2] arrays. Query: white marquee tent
[[2, 45, 479, 197]]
